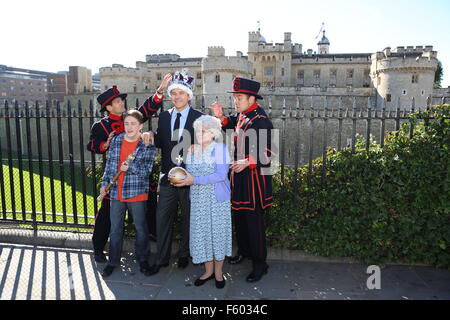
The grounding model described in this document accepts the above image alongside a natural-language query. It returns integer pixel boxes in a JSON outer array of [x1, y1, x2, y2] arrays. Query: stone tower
[[247, 30, 302, 88], [371, 46, 438, 109], [201, 46, 252, 106], [317, 30, 330, 54]]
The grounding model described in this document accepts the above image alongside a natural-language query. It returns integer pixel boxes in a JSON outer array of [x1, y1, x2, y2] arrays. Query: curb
[[0, 226, 431, 267]]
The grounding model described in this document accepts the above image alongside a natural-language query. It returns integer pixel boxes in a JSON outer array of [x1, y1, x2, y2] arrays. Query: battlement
[[207, 46, 225, 57], [391, 45, 434, 53], [145, 54, 181, 63]]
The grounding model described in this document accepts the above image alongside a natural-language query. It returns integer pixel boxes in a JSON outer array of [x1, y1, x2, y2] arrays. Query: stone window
[[157, 73, 162, 80], [347, 69, 354, 79], [297, 70, 304, 80], [412, 74, 419, 83], [386, 94, 392, 102], [314, 70, 320, 79], [264, 67, 273, 76], [196, 72, 202, 79], [215, 74, 220, 83], [281, 68, 285, 76], [402, 90, 407, 95]]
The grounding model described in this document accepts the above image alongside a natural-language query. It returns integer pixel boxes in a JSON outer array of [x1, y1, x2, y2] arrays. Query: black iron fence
[[0, 96, 440, 231]]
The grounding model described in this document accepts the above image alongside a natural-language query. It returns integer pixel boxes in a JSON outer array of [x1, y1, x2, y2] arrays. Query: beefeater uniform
[[87, 86, 163, 258], [221, 77, 274, 276]]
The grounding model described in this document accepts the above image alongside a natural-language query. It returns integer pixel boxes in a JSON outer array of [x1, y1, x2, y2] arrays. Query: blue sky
[[1, 0, 449, 86]]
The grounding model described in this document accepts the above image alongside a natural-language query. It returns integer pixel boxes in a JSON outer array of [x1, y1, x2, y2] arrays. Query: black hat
[[97, 85, 127, 112], [227, 77, 263, 100]]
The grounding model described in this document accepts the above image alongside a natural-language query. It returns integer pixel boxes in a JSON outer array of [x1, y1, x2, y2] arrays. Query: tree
[[434, 60, 443, 88]]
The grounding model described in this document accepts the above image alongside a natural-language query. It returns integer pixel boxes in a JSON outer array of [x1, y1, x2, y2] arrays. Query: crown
[[171, 69, 194, 88]]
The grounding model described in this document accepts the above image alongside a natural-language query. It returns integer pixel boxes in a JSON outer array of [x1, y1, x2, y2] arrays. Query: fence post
[[307, 96, 314, 186], [321, 96, 328, 182], [25, 101, 37, 230], [15, 101, 27, 221], [0, 102, 6, 219], [366, 96, 372, 151], [337, 97, 343, 151], [409, 97, 415, 139], [78, 100, 89, 225], [280, 98, 286, 186], [46, 101, 57, 222], [67, 100, 78, 225], [380, 98, 386, 148], [56, 101, 68, 226], [351, 97, 357, 153]]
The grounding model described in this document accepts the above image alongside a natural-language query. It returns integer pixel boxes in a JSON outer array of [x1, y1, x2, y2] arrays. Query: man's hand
[[231, 159, 249, 173], [141, 131, 154, 146], [99, 186, 108, 198], [102, 131, 115, 150], [209, 102, 224, 121], [172, 171, 194, 187], [157, 73, 172, 95]]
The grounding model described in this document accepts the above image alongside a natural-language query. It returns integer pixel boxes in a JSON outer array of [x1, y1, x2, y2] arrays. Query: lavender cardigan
[[189, 143, 231, 202]]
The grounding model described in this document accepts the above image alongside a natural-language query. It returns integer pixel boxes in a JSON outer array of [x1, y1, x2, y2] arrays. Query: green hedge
[[266, 105, 450, 268]]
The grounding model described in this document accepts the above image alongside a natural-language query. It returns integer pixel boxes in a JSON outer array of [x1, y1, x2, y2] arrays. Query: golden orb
[[168, 167, 188, 184]]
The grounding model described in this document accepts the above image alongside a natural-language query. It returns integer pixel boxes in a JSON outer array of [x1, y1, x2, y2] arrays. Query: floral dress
[[186, 142, 232, 264]]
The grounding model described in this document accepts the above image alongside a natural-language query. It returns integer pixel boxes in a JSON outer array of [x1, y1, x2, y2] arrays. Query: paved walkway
[[0, 242, 449, 300]]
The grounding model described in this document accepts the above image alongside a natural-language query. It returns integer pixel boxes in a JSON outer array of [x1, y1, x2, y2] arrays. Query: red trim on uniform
[[153, 93, 164, 103], [99, 121, 110, 136], [102, 93, 119, 107], [243, 103, 259, 115], [99, 141, 107, 151], [247, 155, 257, 170], [109, 114, 122, 121], [141, 103, 149, 118], [234, 89, 259, 96], [221, 117, 229, 127]]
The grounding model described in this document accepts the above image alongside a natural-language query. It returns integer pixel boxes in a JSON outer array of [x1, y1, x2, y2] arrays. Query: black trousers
[[92, 198, 110, 253], [233, 201, 268, 273], [92, 192, 158, 253], [154, 184, 190, 266]]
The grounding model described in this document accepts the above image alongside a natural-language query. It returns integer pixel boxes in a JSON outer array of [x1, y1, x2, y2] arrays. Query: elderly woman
[[172, 115, 231, 289]]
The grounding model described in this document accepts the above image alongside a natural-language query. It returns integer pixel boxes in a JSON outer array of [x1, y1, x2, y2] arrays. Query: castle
[[99, 29, 444, 110]]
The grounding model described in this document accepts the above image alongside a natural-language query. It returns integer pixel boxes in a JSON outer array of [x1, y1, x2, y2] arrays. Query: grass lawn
[[0, 159, 100, 227]]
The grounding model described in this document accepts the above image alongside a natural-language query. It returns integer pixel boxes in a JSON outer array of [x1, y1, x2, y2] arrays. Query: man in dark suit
[[146, 70, 203, 276]]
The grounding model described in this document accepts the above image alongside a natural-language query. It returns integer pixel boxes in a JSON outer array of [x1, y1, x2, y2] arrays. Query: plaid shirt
[[101, 133, 157, 200]]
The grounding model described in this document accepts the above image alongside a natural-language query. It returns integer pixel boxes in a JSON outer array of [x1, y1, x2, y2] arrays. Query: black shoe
[[94, 252, 107, 263], [246, 265, 269, 283], [215, 275, 226, 289], [101, 265, 115, 278], [139, 261, 151, 273], [144, 263, 169, 276], [194, 274, 214, 287], [149, 234, 157, 242], [228, 255, 245, 265], [177, 257, 189, 269]]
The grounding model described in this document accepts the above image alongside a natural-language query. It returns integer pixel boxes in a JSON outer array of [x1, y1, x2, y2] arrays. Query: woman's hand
[[231, 159, 249, 173], [172, 171, 194, 187]]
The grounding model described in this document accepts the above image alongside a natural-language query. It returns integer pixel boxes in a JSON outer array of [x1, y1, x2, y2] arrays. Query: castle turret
[[371, 46, 438, 109], [317, 30, 330, 54], [202, 46, 252, 106]]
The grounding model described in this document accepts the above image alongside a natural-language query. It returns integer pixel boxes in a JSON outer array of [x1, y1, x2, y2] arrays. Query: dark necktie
[[172, 112, 181, 142]]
